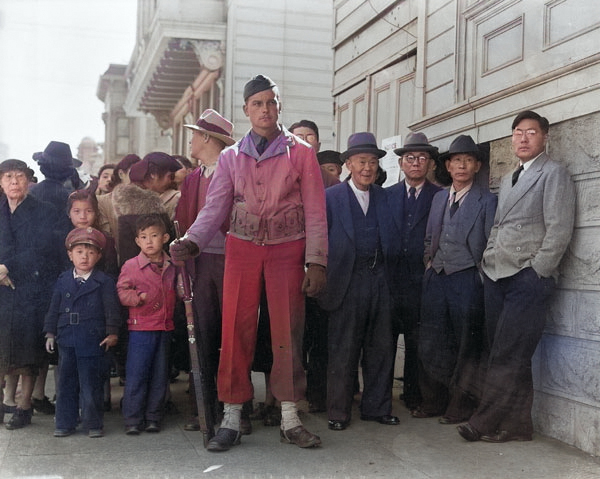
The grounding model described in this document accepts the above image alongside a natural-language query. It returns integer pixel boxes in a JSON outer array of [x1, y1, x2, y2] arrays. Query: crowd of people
[[0, 74, 576, 453]]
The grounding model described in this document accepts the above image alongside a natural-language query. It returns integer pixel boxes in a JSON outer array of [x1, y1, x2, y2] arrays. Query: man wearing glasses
[[417, 135, 497, 423], [386, 133, 442, 413], [458, 110, 576, 443]]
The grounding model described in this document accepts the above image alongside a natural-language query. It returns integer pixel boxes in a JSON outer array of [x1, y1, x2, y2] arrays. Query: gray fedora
[[438, 135, 481, 163], [340, 132, 386, 162], [394, 132, 439, 159]]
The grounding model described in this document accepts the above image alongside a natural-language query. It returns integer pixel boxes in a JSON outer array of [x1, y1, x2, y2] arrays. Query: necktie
[[512, 165, 524, 187], [256, 137, 268, 156], [449, 192, 459, 218], [75, 277, 85, 286], [407, 186, 416, 210]]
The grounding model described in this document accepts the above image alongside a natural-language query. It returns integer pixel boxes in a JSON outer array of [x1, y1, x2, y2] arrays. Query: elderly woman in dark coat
[[0, 159, 62, 429]]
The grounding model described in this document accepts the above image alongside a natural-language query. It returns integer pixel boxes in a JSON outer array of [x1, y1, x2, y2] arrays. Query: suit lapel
[[458, 185, 482, 239], [497, 154, 548, 222], [390, 183, 406, 233], [338, 183, 355, 243], [412, 181, 434, 228]]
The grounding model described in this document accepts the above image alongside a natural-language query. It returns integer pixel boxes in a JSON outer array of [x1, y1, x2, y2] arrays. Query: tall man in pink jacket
[[170, 74, 328, 452]]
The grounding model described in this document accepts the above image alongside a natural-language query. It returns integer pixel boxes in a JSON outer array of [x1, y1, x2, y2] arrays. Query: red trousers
[[217, 236, 307, 404]]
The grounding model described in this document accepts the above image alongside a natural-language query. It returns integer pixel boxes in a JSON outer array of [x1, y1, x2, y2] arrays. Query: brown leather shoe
[[410, 407, 441, 419], [481, 430, 532, 443], [280, 425, 322, 448]]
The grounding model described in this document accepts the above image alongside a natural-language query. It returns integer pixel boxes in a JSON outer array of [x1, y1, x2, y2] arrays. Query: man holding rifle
[[174, 109, 237, 436], [171, 75, 328, 452]]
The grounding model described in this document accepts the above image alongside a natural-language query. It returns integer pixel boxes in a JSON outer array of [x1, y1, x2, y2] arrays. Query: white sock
[[220, 403, 242, 431], [281, 401, 302, 430]]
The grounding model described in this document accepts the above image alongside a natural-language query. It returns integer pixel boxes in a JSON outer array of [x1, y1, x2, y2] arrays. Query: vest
[[431, 201, 475, 275]]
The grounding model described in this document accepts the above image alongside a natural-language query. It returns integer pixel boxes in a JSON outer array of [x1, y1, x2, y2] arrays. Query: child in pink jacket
[[117, 214, 176, 435]]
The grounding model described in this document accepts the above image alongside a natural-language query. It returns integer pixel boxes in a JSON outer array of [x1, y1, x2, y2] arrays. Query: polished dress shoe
[[328, 419, 348, 431], [360, 414, 400, 425], [481, 430, 532, 443], [207, 427, 241, 452], [410, 407, 441, 419], [280, 425, 321, 448], [145, 421, 161, 433], [457, 423, 481, 442]]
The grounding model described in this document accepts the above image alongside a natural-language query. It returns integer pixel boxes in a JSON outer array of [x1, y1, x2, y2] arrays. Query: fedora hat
[[393, 132, 439, 159], [438, 135, 481, 163], [184, 109, 235, 146], [340, 132, 386, 162], [317, 150, 343, 167], [33, 141, 81, 168]]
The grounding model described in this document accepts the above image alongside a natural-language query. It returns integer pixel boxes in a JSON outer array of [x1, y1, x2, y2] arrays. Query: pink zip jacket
[[185, 126, 328, 267], [117, 251, 176, 331]]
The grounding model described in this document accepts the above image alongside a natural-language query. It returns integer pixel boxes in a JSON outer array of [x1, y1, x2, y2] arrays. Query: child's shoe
[[88, 429, 104, 438], [54, 428, 76, 437], [145, 421, 160, 433]]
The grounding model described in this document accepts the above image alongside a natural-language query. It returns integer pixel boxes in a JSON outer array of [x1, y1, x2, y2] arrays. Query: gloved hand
[[170, 238, 200, 262], [301, 263, 327, 298]]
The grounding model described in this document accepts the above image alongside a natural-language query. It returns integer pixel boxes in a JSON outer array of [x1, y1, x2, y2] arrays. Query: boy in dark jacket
[[44, 227, 121, 438]]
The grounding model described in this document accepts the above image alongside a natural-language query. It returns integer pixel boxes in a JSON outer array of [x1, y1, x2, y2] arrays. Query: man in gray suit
[[458, 110, 576, 443], [416, 135, 497, 423]]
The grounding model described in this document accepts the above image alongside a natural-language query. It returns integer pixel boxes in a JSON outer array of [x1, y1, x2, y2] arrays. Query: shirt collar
[[521, 152, 543, 171], [73, 269, 93, 281], [449, 182, 473, 204]]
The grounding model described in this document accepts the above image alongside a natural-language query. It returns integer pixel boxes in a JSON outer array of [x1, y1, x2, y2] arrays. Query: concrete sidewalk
[[1, 371, 599, 479]]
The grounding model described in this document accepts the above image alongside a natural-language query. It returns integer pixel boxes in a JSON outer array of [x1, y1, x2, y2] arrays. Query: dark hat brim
[[438, 150, 482, 164], [340, 146, 387, 162], [393, 144, 439, 158]]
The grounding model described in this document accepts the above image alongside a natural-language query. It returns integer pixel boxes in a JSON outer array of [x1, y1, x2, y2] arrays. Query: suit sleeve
[[101, 276, 122, 336], [532, 165, 576, 278]]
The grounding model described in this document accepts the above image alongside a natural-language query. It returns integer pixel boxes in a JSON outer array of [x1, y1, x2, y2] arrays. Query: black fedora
[[438, 135, 482, 163], [33, 141, 81, 168], [394, 132, 439, 159], [317, 150, 343, 167], [340, 132, 386, 162]]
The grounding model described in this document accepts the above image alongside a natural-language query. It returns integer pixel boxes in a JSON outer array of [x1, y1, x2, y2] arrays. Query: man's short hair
[[135, 214, 167, 236], [289, 120, 319, 140], [511, 110, 550, 134]]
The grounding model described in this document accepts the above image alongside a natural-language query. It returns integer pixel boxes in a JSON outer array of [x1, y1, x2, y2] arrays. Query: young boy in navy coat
[[44, 227, 121, 438]]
